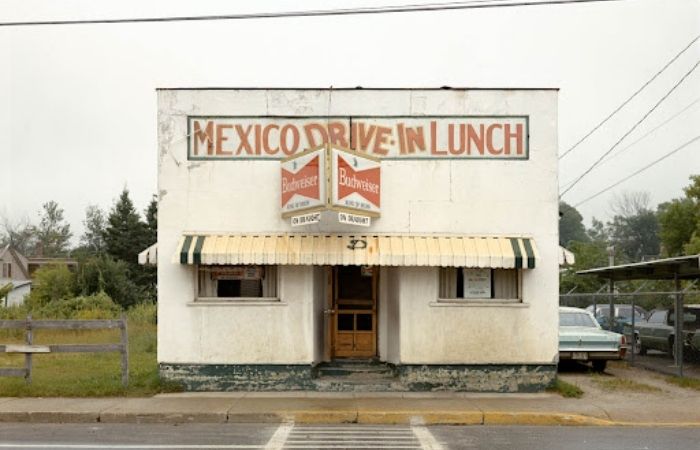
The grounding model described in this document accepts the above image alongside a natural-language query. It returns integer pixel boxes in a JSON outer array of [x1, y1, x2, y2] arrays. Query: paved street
[[1, 423, 699, 450]]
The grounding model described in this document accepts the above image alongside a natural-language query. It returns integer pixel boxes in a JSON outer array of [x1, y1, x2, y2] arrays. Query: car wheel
[[669, 337, 676, 359], [636, 334, 647, 355], [592, 360, 607, 372]]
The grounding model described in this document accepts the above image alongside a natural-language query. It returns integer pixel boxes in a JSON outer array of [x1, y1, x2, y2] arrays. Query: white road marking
[[264, 423, 293, 450], [412, 426, 445, 450]]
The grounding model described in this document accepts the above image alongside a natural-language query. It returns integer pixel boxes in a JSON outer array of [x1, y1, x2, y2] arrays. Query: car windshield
[[560, 312, 597, 327], [592, 305, 644, 320]]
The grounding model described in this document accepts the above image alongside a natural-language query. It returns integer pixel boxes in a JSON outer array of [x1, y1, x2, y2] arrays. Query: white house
[[156, 88, 559, 392]]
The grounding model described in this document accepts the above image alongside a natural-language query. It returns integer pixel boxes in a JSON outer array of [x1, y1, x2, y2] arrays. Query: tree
[[0, 216, 36, 256], [33, 201, 72, 257], [104, 188, 147, 265], [657, 198, 697, 256], [606, 191, 659, 262], [75, 255, 141, 309], [144, 195, 157, 246], [559, 240, 608, 294], [80, 205, 107, 254], [559, 202, 589, 247]]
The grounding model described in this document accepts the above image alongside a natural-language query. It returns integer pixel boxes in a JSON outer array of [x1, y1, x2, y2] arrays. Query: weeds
[[548, 378, 584, 398]]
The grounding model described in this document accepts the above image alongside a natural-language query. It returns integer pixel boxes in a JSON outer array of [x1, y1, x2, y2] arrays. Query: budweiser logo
[[337, 156, 380, 207], [281, 155, 320, 206]]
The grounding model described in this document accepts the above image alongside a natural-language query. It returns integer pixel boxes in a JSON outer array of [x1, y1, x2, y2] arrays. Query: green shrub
[[31, 291, 121, 319], [127, 302, 157, 326], [26, 264, 76, 308], [76, 255, 142, 308]]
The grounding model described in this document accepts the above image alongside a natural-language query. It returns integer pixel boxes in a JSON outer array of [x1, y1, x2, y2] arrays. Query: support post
[[607, 246, 615, 332], [120, 313, 129, 387], [25, 315, 32, 384], [630, 296, 635, 364], [674, 273, 683, 377]]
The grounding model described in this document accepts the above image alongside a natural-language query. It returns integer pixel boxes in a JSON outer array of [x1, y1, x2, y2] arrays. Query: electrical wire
[[559, 33, 700, 160], [0, 0, 630, 27], [559, 58, 700, 198], [559, 94, 700, 190], [572, 134, 700, 208]]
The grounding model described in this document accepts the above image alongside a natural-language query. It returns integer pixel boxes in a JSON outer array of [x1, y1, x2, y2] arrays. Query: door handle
[[323, 309, 336, 315]]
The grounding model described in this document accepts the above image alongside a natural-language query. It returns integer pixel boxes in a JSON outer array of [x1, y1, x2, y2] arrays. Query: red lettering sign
[[336, 155, 380, 208], [280, 155, 320, 207]]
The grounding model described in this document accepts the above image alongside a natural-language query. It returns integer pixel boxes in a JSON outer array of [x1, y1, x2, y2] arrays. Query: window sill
[[189, 297, 285, 306], [431, 299, 528, 308]]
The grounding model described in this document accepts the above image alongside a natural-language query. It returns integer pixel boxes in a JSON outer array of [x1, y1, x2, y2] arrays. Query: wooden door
[[332, 265, 377, 358]]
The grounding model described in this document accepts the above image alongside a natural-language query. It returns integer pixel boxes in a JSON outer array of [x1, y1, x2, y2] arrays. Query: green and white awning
[[175, 234, 538, 268]]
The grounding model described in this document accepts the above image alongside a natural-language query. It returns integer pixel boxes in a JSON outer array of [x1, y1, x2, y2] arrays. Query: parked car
[[634, 305, 700, 358], [559, 306, 627, 372], [585, 304, 647, 333]]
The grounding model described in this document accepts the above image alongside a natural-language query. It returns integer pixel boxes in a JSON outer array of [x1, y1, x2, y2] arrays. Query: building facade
[[157, 88, 559, 392]]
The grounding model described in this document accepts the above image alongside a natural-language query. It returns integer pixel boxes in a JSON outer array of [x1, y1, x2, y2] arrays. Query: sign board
[[463, 268, 492, 298], [331, 146, 381, 217], [211, 266, 263, 280], [290, 211, 321, 227], [280, 147, 326, 217], [189, 116, 528, 160], [338, 212, 371, 227]]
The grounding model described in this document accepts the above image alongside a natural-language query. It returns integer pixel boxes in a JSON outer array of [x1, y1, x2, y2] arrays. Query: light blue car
[[559, 306, 627, 372]]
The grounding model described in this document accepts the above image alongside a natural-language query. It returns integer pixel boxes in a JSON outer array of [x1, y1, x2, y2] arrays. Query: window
[[1, 263, 11, 278], [197, 265, 278, 300], [560, 312, 597, 328], [648, 311, 666, 324], [439, 267, 520, 301]]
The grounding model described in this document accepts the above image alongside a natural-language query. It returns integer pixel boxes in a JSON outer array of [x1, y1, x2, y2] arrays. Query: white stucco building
[[157, 88, 559, 392]]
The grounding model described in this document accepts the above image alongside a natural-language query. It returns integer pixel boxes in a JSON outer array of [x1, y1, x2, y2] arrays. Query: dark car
[[585, 304, 647, 333], [634, 305, 700, 357]]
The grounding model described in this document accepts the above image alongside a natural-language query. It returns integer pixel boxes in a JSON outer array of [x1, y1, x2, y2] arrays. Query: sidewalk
[[0, 391, 698, 426]]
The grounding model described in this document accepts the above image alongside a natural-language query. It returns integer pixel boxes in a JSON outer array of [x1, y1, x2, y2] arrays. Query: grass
[[0, 310, 183, 397], [591, 374, 662, 393], [666, 376, 700, 391], [547, 378, 584, 398]]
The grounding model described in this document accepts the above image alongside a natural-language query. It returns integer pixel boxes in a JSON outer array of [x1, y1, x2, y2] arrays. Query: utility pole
[[607, 246, 615, 331]]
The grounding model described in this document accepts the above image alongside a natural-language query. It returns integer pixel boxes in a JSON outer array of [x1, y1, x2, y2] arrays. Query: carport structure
[[577, 255, 700, 376]]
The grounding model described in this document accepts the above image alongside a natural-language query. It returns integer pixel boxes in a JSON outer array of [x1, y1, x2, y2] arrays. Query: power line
[[559, 94, 700, 190], [558, 33, 700, 160], [572, 134, 700, 208], [0, 0, 630, 27], [559, 58, 700, 198]]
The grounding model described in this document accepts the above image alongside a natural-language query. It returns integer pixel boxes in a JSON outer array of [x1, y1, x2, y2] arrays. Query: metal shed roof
[[576, 255, 700, 281]]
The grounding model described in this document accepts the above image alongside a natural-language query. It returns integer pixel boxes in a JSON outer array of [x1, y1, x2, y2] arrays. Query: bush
[[26, 264, 76, 308], [76, 255, 142, 308], [127, 302, 157, 326], [35, 291, 121, 319]]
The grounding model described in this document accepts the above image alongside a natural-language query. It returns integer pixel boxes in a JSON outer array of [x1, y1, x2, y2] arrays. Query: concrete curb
[[0, 409, 699, 427]]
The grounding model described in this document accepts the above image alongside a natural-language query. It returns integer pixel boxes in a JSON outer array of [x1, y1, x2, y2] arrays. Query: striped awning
[[174, 234, 538, 268], [138, 243, 158, 266]]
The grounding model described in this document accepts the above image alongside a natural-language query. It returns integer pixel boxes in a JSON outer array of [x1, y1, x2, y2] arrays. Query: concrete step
[[313, 377, 405, 392], [315, 361, 396, 378]]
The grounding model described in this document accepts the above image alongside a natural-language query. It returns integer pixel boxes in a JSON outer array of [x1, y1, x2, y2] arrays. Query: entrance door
[[332, 266, 377, 358]]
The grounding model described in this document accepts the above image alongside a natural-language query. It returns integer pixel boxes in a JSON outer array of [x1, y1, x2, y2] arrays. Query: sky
[[1, 0, 699, 245]]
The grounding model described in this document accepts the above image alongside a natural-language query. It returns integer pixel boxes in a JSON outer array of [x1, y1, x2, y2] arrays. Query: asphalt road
[[0, 423, 699, 449]]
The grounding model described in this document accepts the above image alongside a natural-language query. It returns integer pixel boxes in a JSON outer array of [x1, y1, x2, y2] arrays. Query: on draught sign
[[280, 144, 381, 220]]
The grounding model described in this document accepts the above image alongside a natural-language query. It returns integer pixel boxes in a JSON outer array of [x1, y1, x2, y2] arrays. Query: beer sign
[[280, 147, 326, 217], [330, 146, 381, 217]]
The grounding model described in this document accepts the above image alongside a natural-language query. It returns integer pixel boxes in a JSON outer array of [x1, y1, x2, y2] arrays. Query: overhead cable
[[559, 94, 700, 190], [573, 134, 700, 208], [559, 58, 700, 198], [559, 33, 700, 160], [0, 0, 630, 27]]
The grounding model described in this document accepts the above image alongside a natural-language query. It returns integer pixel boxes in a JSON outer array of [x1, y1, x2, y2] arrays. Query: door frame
[[325, 265, 378, 360]]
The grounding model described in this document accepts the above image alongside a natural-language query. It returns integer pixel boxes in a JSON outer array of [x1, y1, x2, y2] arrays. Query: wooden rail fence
[[0, 315, 129, 387]]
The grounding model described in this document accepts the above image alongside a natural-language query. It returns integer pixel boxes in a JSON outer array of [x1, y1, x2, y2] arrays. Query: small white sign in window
[[463, 268, 491, 299]]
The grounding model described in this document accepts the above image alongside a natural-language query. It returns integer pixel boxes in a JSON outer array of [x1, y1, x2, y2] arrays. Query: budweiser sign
[[331, 146, 381, 217], [189, 116, 528, 160], [280, 147, 326, 216]]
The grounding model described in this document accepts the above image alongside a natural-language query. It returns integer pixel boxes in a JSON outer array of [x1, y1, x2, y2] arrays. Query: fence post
[[25, 315, 32, 384], [120, 313, 129, 387]]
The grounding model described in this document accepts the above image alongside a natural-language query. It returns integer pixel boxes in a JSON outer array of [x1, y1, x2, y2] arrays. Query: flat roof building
[[157, 88, 559, 392]]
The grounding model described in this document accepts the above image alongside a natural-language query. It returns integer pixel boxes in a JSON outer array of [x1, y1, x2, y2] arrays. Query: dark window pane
[[337, 266, 372, 299], [356, 314, 373, 331], [338, 314, 354, 331], [218, 280, 241, 297]]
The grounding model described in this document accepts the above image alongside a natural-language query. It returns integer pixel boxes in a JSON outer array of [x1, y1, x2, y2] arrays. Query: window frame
[[438, 267, 522, 304], [194, 264, 280, 303]]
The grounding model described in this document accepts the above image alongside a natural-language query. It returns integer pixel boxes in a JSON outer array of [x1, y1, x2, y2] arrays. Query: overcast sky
[[1, 0, 699, 244]]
